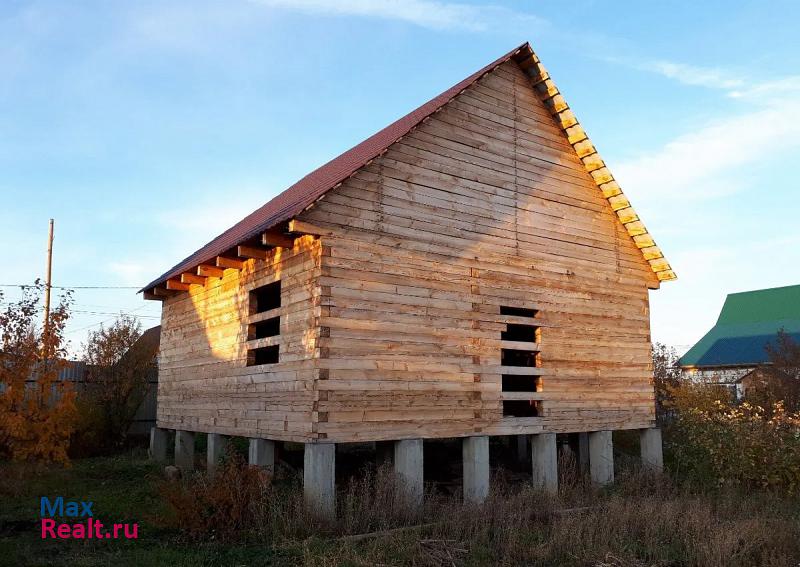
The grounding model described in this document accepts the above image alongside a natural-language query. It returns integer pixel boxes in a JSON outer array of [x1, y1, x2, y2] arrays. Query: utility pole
[[44, 218, 54, 335]]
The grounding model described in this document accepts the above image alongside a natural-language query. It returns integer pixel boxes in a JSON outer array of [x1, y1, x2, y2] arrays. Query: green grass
[[0, 453, 290, 566]]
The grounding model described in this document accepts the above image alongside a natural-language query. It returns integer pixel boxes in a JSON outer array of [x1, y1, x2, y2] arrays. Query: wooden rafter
[[261, 230, 295, 248], [166, 279, 191, 291], [216, 256, 245, 270], [237, 245, 268, 260], [152, 287, 175, 297], [288, 219, 333, 237], [180, 273, 206, 286], [197, 264, 224, 278]]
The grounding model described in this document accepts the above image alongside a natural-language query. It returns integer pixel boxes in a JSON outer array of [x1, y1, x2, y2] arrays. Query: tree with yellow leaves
[[0, 282, 76, 464]]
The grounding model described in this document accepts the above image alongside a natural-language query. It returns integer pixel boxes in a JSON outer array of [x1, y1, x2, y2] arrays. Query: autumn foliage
[[0, 283, 77, 464], [661, 333, 800, 494], [161, 451, 273, 542]]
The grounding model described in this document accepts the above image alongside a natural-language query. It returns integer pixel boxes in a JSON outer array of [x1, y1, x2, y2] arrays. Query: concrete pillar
[[531, 433, 558, 493], [394, 439, 424, 510], [174, 430, 195, 471], [462, 436, 489, 504], [640, 427, 664, 472], [588, 430, 614, 486], [304, 443, 336, 520], [249, 438, 275, 475], [207, 433, 228, 478], [149, 427, 169, 463], [515, 435, 530, 464]]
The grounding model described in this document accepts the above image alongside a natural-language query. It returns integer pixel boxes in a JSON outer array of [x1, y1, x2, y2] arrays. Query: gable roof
[[679, 284, 800, 368], [142, 42, 675, 294]]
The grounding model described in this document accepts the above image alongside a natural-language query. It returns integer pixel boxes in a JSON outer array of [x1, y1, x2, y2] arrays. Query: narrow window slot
[[500, 306, 537, 318], [249, 317, 280, 340], [248, 280, 281, 365], [501, 349, 537, 367], [248, 345, 279, 366], [502, 374, 541, 392], [501, 323, 539, 343], [502, 400, 540, 417], [250, 280, 281, 314], [500, 305, 542, 418]]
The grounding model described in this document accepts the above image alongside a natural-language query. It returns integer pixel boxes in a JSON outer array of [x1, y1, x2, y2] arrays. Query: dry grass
[[159, 454, 800, 566]]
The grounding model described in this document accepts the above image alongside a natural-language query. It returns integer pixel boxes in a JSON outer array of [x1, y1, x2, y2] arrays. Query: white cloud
[[611, 59, 800, 348], [615, 101, 800, 202], [604, 52, 800, 104], [642, 60, 745, 90], [251, 0, 547, 32], [728, 75, 800, 99], [618, 55, 800, 102]]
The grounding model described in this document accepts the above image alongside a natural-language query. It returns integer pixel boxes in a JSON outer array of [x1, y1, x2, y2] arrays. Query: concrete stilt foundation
[[531, 433, 558, 493], [462, 436, 489, 504], [207, 433, 228, 478], [249, 438, 275, 475], [588, 430, 614, 486], [394, 439, 424, 510], [149, 427, 169, 463], [304, 443, 336, 520], [174, 430, 195, 471], [639, 427, 664, 472]]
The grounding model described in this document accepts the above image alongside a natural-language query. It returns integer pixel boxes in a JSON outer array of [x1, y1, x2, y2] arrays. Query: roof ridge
[[142, 41, 675, 293], [727, 283, 800, 296]]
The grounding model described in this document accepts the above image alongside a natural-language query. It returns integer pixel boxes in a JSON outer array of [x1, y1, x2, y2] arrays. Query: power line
[[67, 304, 160, 333], [0, 284, 140, 290], [72, 310, 159, 318], [0, 300, 159, 322], [0, 300, 159, 312]]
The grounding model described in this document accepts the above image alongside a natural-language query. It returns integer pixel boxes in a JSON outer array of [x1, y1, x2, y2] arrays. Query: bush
[[668, 398, 800, 493], [160, 452, 272, 542], [0, 283, 77, 465], [73, 315, 154, 455]]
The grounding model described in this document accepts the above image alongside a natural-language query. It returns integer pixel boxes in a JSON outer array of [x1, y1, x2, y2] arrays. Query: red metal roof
[[141, 43, 530, 293]]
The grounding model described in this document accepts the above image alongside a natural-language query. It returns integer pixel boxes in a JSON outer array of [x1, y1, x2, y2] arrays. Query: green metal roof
[[678, 284, 800, 368]]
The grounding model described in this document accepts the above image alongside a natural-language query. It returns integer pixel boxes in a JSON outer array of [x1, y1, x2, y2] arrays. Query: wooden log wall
[[299, 60, 657, 442], [156, 236, 322, 442]]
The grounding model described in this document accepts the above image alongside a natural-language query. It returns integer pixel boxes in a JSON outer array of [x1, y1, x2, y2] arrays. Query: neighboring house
[[141, 42, 675, 512], [28, 326, 161, 435], [124, 326, 161, 435], [736, 367, 796, 401], [678, 284, 800, 398]]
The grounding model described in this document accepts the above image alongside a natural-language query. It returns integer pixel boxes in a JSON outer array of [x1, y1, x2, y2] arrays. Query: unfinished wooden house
[[143, 42, 675, 514]]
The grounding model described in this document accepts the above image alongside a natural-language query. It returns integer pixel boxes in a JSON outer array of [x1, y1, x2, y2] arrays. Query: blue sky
[[2, 0, 799, 354]]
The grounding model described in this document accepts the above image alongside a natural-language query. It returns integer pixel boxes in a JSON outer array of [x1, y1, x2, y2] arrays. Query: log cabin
[[143, 42, 675, 515]]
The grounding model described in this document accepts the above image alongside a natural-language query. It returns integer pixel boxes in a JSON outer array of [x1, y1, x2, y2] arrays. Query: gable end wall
[[299, 61, 656, 442]]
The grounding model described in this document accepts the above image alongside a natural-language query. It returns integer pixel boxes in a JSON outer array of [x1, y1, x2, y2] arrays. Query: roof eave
[[141, 41, 675, 295]]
